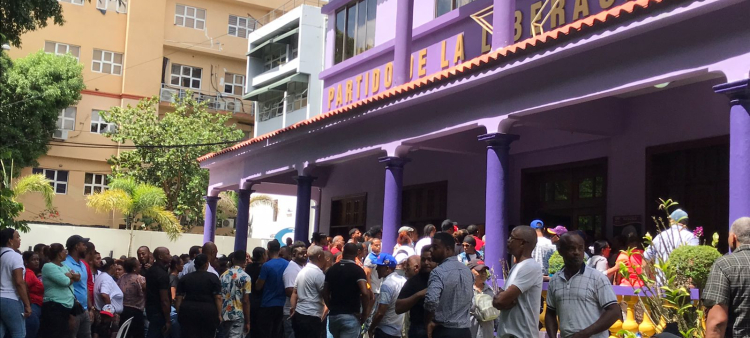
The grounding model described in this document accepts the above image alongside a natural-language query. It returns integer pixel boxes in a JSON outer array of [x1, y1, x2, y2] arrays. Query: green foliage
[[0, 160, 54, 232], [0, 51, 84, 172], [87, 177, 181, 256], [548, 251, 564, 275], [102, 95, 244, 228], [0, 0, 64, 47], [668, 245, 722, 289]]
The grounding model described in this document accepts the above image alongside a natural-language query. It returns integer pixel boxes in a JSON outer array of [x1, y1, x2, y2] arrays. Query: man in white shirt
[[643, 209, 699, 263], [369, 253, 407, 338], [493, 226, 543, 338], [415, 225, 436, 255], [178, 246, 202, 279], [291, 246, 327, 338], [364, 238, 383, 298], [284, 243, 307, 338]]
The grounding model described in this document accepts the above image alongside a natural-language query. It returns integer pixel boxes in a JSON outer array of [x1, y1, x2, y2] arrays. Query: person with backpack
[[467, 260, 498, 338]]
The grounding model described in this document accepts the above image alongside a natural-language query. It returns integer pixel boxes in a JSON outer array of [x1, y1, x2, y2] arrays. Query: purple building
[[200, 0, 750, 271]]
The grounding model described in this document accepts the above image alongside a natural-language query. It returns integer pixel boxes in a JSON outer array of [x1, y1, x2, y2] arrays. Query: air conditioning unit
[[53, 129, 69, 140], [226, 100, 241, 113], [221, 219, 236, 229], [159, 87, 178, 103], [213, 100, 227, 111]]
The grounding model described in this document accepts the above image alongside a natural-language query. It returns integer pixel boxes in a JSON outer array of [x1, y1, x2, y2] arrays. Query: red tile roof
[[198, 0, 674, 162]]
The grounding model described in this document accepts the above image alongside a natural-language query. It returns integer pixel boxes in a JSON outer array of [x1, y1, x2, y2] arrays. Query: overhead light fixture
[[654, 82, 670, 89]]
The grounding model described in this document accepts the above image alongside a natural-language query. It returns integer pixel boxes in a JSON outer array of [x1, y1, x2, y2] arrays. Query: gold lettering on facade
[[550, 0, 566, 28], [514, 10, 523, 42], [364, 72, 369, 97], [481, 29, 491, 53], [335, 83, 343, 107], [328, 88, 335, 109], [599, 0, 614, 8], [355, 75, 363, 99], [372, 69, 380, 94], [441, 41, 450, 68], [418, 49, 428, 77], [453, 33, 465, 65], [345, 80, 353, 103], [573, 0, 590, 20], [530, 1, 544, 36], [384, 62, 393, 88], [410, 55, 414, 79]]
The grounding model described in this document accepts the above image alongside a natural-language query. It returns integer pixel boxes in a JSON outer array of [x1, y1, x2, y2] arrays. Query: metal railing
[[159, 84, 253, 116], [254, 0, 326, 28]]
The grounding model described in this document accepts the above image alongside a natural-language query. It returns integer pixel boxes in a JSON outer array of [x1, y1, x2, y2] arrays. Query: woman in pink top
[[23, 251, 44, 338], [615, 234, 644, 288]]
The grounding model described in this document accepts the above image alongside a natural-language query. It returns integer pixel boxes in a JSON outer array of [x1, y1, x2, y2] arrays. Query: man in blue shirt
[[64, 235, 92, 338], [256, 240, 289, 338]]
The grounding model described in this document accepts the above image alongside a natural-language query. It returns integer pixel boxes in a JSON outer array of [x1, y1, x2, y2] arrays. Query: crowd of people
[[1, 212, 749, 338]]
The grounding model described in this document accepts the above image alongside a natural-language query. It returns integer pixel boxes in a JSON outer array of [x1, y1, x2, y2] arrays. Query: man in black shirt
[[145, 247, 172, 338], [396, 246, 437, 338], [323, 243, 372, 338]]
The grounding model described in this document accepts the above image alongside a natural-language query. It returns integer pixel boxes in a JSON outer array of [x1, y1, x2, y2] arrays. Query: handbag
[[69, 285, 85, 316]]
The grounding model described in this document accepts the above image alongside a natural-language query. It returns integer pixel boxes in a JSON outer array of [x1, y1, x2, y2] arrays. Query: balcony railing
[[253, 0, 326, 28], [159, 84, 253, 116]]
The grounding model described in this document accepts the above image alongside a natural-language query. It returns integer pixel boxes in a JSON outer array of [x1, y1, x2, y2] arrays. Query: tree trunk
[[127, 216, 134, 257]]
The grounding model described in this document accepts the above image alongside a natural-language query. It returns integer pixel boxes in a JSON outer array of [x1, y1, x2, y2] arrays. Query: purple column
[[234, 188, 252, 252], [491, 0, 516, 50], [393, 0, 414, 86], [379, 157, 409, 254], [478, 133, 519, 272], [294, 176, 316, 243], [203, 195, 221, 244], [714, 79, 750, 227]]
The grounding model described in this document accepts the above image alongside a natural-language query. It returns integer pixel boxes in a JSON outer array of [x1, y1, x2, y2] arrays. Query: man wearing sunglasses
[[492, 226, 543, 338]]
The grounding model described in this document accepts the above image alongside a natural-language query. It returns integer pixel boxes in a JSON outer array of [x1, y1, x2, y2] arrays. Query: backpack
[[473, 293, 500, 322]]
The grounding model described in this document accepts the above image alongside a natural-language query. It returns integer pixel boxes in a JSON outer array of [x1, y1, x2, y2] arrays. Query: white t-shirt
[[414, 237, 431, 255], [497, 258, 543, 338], [0, 248, 24, 300], [363, 255, 381, 294], [376, 273, 407, 336], [94, 272, 124, 313], [283, 261, 304, 314], [294, 263, 325, 317]]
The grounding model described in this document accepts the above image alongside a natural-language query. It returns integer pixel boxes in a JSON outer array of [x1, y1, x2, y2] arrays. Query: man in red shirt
[[467, 225, 484, 252]]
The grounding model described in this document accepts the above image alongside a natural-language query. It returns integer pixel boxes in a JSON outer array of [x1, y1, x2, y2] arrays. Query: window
[[90, 110, 115, 134], [436, 0, 475, 17], [96, 0, 107, 9], [170, 64, 202, 89], [59, 0, 84, 5], [175, 4, 206, 30], [224, 73, 244, 95], [44, 41, 80, 60], [263, 44, 288, 71], [84, 173, 108, 195], [286, 82, 308, 113], [57, 107, 76, 131], [92, 49, 123, 75], [334, 0, 376, 64], [228, 15, 255, 38], [96, 0, 127, 12], [330, 193, 367, 237], [402, 181, 448, 227], [32, 169, 69, 194]]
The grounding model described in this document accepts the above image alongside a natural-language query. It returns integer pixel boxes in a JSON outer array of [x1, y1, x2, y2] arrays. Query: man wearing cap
[[467, 260, 495, 338], [542, 226, 568, 279], [530, 220, 554, 273], [369, 253, 407, 338], [457, 237, 483, 265], [65, 235, 94, 338], [466, 225, 484, 252], [644, 209, 699, 263]]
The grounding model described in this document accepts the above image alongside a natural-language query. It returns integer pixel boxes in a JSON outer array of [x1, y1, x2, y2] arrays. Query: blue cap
[[373, 253, 397, 269], [530, 220, 544, 229], [670, 209, 688, 223]]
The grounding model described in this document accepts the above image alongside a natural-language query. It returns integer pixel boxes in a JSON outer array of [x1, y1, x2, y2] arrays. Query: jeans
[[328, 314, 360, 338], [432, 327, 470, 338], [25, 303, 41, 338], [220, 320, 244, 338], [0, 298, 26, 338], [374, 328, 400, 338], [69, 310, 91, 338], [258, 307, 284, 338], [283, 315, 295, 338], [291, 314, 322, 338], [146, 311, 168, 338]]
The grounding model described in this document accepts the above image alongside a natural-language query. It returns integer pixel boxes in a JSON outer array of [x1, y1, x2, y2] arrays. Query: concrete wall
[[22, 223, 269, 258]]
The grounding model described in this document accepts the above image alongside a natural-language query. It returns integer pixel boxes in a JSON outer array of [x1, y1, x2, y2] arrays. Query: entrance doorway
[[646, 136, 729, 252], [521, 158, 608, 239]]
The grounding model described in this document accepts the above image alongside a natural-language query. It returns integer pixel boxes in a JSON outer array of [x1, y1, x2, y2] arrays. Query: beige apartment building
[[9, 0, 290, 228]]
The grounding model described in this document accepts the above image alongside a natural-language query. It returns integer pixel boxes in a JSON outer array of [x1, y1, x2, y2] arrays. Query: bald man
[[145, 247, 172, 337], [203, 241, 220, 277], [404, 256, 421, 279]]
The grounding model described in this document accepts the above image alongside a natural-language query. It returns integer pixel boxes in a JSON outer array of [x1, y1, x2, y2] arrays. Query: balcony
[[253, 0, 326, 28], [159, 84, 253, 118]]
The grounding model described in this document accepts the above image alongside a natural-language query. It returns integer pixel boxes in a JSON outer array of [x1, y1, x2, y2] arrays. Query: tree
[[86, 177, 180, 256], [0, 160, 54, 232], [102, 95, 244, 228], [216, 192, 275, 237], [0, 51, 84, 172], [0, 0, 64, 48]]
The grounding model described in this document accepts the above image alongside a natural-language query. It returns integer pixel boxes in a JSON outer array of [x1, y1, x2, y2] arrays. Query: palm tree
[[87, 177, 181, 256], [0, 160, 55, 232]]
